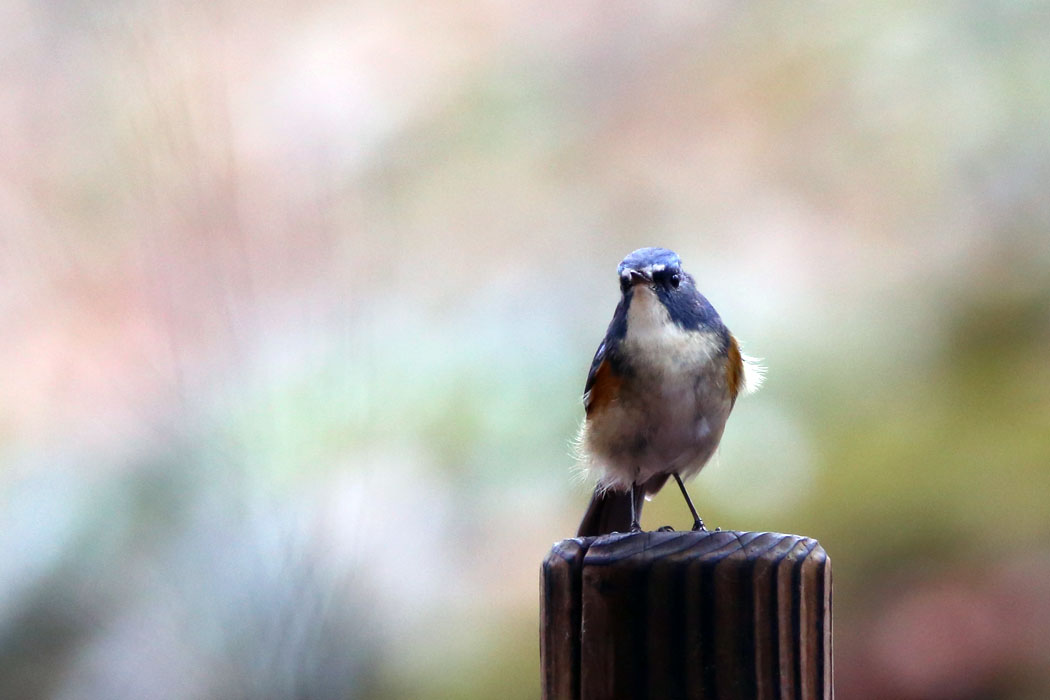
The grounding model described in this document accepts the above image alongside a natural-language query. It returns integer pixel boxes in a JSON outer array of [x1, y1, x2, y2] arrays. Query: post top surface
[[547, 530, 827, 568]]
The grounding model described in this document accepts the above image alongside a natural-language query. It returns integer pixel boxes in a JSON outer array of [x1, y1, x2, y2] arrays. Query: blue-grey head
[[617, 247, 685, 293], [616, 246, 724, 334]]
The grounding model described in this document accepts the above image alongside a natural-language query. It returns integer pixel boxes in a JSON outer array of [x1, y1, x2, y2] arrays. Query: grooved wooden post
[[540, 530, 832, 700]]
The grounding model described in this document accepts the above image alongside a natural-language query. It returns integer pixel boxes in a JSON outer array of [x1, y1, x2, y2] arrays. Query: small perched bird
[[576, 247, 763, 536]]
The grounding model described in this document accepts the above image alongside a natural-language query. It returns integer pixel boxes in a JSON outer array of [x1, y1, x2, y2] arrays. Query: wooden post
[[540, 530, 832, 700]]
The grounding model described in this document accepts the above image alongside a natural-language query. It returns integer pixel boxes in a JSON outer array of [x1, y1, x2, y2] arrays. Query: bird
[[575, 247, 763, 537]]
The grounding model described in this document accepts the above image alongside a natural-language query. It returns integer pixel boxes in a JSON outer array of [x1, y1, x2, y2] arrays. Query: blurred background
[[2, 1, 1049, 698]]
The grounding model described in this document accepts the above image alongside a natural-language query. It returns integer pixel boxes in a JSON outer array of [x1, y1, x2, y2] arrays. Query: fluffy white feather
[[741, 352, 766, 394]]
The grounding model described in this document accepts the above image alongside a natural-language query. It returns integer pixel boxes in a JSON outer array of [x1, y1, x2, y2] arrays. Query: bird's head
[[615, 246, 725, 337], [617, 247, 686, 295]]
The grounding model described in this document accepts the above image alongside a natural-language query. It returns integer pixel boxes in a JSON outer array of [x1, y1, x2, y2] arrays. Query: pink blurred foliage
[[840, 553, 1050, 699]]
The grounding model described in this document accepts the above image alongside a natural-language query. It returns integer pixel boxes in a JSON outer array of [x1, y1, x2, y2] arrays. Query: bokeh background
[[3, 2, 1050, 698]]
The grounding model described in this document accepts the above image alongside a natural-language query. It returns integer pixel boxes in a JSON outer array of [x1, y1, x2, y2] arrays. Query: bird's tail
[[577, 486, 645, 537]]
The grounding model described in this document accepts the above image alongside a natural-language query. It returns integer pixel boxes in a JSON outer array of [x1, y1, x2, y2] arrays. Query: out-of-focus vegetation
[[2, 2, 1049, 698]]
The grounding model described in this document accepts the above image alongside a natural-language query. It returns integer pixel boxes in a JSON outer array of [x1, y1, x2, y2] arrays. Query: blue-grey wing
[[582, 298, 629, 415], [583, 339, 608, 397]]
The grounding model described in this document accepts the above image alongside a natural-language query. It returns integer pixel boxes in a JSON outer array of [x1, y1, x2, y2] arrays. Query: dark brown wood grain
[[539, 530, 832, 700], [541, 538, 593, 700]]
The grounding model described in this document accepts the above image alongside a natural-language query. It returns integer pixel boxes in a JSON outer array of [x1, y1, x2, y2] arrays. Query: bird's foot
[[691, 519, 707, 532], [630, 520, 642, 533], [657, 525, 675, 532]]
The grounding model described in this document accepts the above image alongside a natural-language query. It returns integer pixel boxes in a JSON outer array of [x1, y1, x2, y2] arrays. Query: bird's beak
[[621, 268, 651, 287]]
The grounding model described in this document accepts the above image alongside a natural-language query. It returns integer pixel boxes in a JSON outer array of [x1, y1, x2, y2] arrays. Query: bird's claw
[[657, 525, 675, 532]]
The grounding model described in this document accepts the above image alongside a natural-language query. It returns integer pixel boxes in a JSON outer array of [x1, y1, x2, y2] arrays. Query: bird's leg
[[672, 472, 706, 532], [629, 482, 642, 532]]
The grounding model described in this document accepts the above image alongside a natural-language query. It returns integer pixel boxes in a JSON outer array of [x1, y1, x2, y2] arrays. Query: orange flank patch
[[585, 359, 622, 417], [726, 334, 744, 399]]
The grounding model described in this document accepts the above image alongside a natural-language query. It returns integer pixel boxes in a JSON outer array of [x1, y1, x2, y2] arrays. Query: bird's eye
[[670, 273, 681, 288]]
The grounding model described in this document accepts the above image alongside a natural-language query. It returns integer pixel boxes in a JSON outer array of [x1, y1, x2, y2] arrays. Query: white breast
[[623, 287, 724, 374], [578, 286, 734, 491]]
